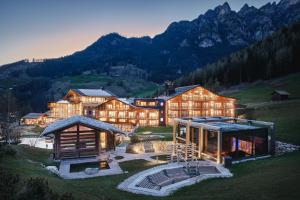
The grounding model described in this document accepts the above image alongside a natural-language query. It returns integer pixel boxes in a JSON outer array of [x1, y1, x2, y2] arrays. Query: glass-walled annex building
[[172, 117, 275, 163]]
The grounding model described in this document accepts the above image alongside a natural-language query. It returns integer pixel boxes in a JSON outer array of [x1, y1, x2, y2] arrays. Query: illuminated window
[[118, 112, 125, 118], [128, 112, 136, 118], [139, 112, 146, 119]]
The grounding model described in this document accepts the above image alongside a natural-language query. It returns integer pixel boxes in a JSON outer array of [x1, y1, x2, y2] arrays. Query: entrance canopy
[[41, 115, 126, 136]]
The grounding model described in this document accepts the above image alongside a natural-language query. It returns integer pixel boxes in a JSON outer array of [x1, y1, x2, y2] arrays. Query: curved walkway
[[117, 161, 232, 197]]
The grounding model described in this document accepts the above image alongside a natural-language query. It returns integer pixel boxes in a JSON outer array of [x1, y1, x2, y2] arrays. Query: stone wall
[[127, 141, 173, 154]]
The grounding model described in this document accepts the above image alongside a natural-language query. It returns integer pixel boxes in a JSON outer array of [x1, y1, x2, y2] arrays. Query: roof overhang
[[41, 115, 126, 136]]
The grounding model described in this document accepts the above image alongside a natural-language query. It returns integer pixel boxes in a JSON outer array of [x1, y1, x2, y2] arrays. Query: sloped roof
[[118, 98, 135, 105], [164, 85, 236, 101], [206, 122, 262, 132], [41, 115, 125, 136], [175, 85, 199, 94], [57, 100, 70, 104], [22, 113, 44, 119], [72, 89, 115, 97], [272, 90, 290, 95], [166, 85, 199, 100], [178, 117, 267, 133]]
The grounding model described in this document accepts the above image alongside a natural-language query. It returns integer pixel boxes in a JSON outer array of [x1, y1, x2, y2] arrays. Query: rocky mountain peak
[[239, 3, 257, 15], [278, 0, 300, 9], [214, 2, 231, 15]]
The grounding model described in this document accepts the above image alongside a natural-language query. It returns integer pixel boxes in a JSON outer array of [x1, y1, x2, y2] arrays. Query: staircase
[[168, 143, 199, 163]]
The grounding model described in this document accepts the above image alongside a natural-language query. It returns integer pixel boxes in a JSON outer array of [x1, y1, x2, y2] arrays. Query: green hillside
[[227, 73, 300, 104], [1, 73, 300, 200]]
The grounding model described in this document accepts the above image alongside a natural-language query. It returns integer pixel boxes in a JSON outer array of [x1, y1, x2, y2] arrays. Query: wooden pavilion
[[172, 117, 275, 164], [41, 115, 126, 160]]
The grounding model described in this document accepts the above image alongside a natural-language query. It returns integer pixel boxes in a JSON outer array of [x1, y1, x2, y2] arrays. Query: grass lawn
[[136, 126, 173, 141], [150, 154, 169, 161], [67, 74, 113, 85], [246, 100, 300, 145], [132, 83, 160, 97], [1, 145, 299, 200]]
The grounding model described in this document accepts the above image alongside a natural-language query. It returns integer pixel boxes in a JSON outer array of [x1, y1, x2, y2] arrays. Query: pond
[[70, 161, 110, 173]]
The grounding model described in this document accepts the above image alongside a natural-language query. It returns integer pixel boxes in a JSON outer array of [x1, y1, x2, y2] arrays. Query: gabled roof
[[175, 85, 199, 94], [272, 90, 290, 95], [41, 115, 125, 136], [164, 85, 199, 100], [164, 85, 235, 101], [99, 98, 158, 110], [71, 89, 115, 97], [22, 113, 44, 119]]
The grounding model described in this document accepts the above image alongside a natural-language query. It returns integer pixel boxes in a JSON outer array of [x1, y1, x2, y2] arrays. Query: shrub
[[0, 168, 75, 200], [18, 178, 59, 200], [114, 156, 124, 160], [0, 167, 20, 200], [3, 145, 17, 156], [60, 193, 75, 200], [130, 135, 140, 144], [0, 144, 16, 159]]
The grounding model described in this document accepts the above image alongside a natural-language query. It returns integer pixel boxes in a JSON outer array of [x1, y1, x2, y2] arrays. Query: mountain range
[[1, 0, 300, 82]]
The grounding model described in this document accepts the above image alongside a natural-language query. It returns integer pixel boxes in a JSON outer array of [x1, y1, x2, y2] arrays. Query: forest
[[176, 22, 300, 90]]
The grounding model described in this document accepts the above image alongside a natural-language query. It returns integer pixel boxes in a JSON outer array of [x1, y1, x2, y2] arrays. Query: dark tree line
[[176, 22, 300, 89]]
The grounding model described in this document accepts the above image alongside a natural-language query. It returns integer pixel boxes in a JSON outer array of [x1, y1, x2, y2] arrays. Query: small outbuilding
[[41, 115, 126, 160], [271, 90, 290, 101], [172, 117, 275, 164], [21, 113, 45, 125]]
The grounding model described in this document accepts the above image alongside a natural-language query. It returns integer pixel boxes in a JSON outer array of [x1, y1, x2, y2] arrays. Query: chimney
[[164, 81, 175, 96]]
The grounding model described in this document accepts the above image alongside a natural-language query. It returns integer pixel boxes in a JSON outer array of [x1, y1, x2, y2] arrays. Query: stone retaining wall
[[127, 141, 173, 154]]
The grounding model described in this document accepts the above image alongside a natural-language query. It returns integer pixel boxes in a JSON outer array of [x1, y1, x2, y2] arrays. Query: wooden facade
[[21, 113, 45, 126], [23, 86, 236, 132], [97, 98, 160, 132], [41, 116, 125, 160], [47, 89, 114, 122], [165, 86, 235, 125]]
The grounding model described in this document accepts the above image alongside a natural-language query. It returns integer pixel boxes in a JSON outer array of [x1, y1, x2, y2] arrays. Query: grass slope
[[1, 145, 299, 200], [59, 74, 160, 98], [1, 73, 300, 200], [229, 73, 300, 104]]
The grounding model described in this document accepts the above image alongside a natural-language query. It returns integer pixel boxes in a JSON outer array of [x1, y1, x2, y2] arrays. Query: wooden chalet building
[[96, 98, 161, 132], [40, 115, 125, 159], [47, 89, 115, 122], [21, 113, 46, 126], [22, 85, 236, 132], [271, 90, 290, 101], [163, 85, 236, 125]]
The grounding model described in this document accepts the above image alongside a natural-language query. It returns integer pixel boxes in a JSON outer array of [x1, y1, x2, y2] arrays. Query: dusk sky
[[0, 0, 280, 65]]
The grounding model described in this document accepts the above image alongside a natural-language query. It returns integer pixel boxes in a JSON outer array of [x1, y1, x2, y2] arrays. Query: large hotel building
[[21, 85, 236, 132]]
